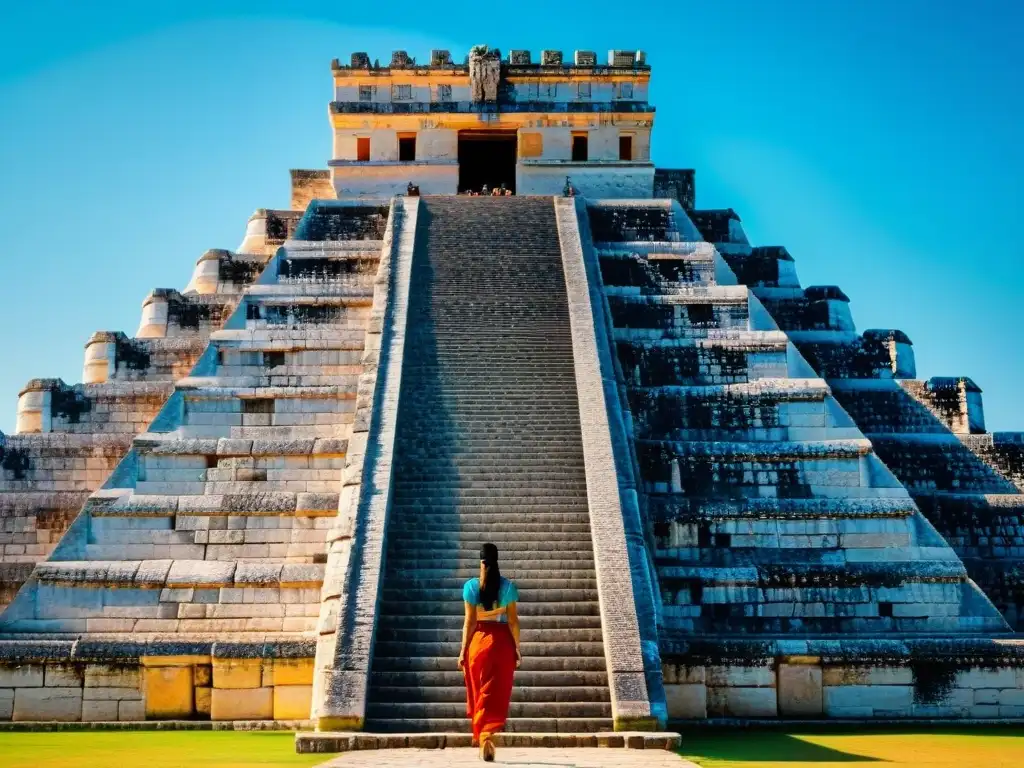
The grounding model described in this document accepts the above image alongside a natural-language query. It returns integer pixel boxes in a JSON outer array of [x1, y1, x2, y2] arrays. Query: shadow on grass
[[680, 732, 884, 763]]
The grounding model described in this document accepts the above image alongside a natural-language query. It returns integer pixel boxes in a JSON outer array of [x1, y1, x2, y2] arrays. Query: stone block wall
[[661, 639, 1024, 721], [0, 641, 314, 722], [697, 199, 1024, 632], [0, 215, 282, 616], [290, 170, 335, 212]]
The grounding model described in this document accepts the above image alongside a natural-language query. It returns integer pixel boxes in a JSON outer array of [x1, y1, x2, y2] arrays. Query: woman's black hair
[[479, 542, 501, 611]]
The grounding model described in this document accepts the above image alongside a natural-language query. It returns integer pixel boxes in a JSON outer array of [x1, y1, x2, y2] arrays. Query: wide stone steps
[[384, 558, 596, 573], [375, 627, 602, 644], [364, 717, 613, 734], [385, 524, 593, 536], [365, 197, 609, 733], [385, 542, 596, 557], [371, 669, 608, 688], [380, 587, 599, 604], [373, 651, 606, 672], [369, 685, 610, 704], [376, 614, 602, 631], [378, 576, 597, 591], [365, 701, 611, 720]]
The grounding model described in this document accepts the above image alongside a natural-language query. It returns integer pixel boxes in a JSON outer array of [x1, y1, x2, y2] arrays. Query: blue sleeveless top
[[463, 577, 519, 623]]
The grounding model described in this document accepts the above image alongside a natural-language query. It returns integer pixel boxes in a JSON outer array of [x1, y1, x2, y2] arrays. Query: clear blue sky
[[0, 1, 1021, 432]]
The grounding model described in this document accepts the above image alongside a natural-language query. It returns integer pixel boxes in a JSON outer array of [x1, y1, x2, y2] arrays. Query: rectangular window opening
[[358, 85, 373, 102], [619, 135, 633, 161], [437, 83, 452, 102], [688, 303, 715, 326], [617, 82, 634, 100], [578, 82, 591, 99], [242, 398, 275, 414], [879, 602, 894, 618], [393, 84, 412, 101], [264, 351, 286, 368], [398, 135, 416, 162], [356, 137, 370, 162], [571, 133, 588, 162]]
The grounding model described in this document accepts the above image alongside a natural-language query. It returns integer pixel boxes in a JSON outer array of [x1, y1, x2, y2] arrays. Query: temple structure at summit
[[1, 46, 1023, 740]]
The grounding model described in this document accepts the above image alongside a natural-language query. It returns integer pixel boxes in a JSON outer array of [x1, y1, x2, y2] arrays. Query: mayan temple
[[1, 45, 1023, 746]]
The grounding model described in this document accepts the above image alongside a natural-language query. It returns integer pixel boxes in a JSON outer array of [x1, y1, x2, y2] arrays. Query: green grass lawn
[[2, 728, 1023, 767], [680, 727, 1024, 767], [0, 731, 323, 768]]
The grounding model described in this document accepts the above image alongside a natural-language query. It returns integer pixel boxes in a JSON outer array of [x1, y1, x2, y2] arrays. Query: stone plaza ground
[[1, 729, 1023, 767]]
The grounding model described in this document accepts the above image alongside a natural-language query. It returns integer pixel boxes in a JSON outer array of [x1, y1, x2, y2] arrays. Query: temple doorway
[[458, 131, 517, 194]]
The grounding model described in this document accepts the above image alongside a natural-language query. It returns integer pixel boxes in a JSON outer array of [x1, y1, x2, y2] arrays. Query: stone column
[[82, 332, 119, 384], [16, 379, 55, 434], [137, 290, 170, 338]]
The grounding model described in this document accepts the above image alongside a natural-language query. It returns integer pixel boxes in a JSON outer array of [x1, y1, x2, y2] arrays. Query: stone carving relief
[[469, 45, 501, 103]]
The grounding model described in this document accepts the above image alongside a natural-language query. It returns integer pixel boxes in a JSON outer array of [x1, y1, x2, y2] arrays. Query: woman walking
[[458, 543, 521, 761]]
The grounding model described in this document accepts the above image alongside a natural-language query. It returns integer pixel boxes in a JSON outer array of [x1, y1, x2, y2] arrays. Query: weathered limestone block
[[143, 666, 194, 718], [664, 683, 706, 719], [955, 668, 1017, 689], [824, 684, 913, 715], [84, 664, 141, 689], [778, 664, 823, 716], [0, 665, 44, 688], [13, 687, 82, 721], [45, 664, 83, 687], [273, 684, 313, 719], [272, 658, 314, 686], [706, 665, 774, 687], [118, 699, 145, 720], [708, 686, 777, 717], [81, 700, 119, 721], [210, 686, 273, 720], [822, 666, 912, 686]]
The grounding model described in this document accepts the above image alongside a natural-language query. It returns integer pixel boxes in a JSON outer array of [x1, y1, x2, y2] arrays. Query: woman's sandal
[[480, 734, 496, 762]]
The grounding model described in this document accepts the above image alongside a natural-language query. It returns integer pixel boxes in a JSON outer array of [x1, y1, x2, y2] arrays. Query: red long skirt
[[464, 621, 516, 741]]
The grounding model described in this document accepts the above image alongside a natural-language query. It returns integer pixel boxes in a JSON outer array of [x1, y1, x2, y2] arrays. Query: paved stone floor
[[318, 747, 698, 767]]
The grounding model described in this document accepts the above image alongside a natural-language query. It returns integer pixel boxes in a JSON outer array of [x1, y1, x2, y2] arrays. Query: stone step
[[364, 701, 612, 720], [368, 685, 611, 704], [375, 614, 602, 631], [370, 669, 608, 688], [386, 531, 593, 546], [360, 717, 614, 734], [387, 521, 593, 534], [380, 576, 597, 591], [385, 542, 596, 557], [389, 507, 591, 518], [384, 561, 596, 575], [392, 481, 588, 491], [374, 627, 603, 644], [379, 588, 599, 603], [370, 653, 607, 673], [389, 494, 588, 505]]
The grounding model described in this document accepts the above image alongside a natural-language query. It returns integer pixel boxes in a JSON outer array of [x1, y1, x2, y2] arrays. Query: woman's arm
[[458, 601, 477, 671], [507, 601, 521, 667]]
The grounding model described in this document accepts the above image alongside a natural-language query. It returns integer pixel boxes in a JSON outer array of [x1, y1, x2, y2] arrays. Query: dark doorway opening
[[458, 131, 517, 193], [398, 135, 416, 162], [572, 134, 589, 162]]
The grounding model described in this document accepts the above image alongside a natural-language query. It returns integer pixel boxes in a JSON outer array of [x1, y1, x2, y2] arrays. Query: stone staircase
[[364, 197, 613, 733]]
